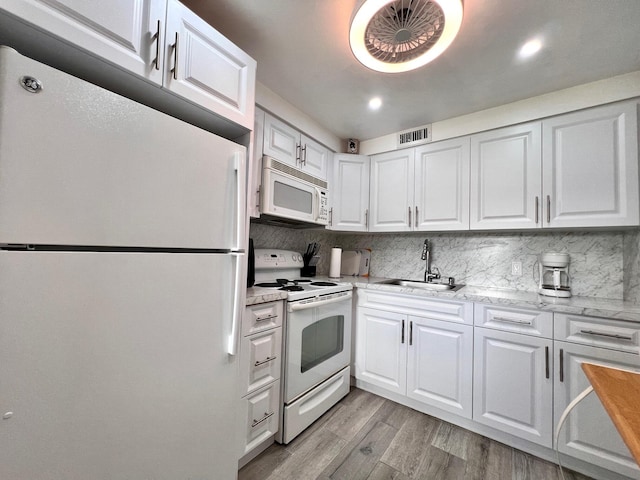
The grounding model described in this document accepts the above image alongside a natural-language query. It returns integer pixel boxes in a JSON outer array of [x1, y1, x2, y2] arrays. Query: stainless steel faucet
[[421, 239, 440, 282]]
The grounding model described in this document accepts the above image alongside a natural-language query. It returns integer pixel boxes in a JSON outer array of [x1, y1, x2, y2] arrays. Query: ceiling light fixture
[[369, 97, 383, 110], [519, 38, 543, 59], [349, 0, 463, 74]]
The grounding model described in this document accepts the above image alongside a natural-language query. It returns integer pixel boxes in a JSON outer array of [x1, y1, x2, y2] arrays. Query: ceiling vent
[[350, 0, 463, 73], [397, 124, 432, 148]]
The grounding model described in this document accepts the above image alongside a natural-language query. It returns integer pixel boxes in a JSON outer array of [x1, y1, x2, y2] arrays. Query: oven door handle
[[287, 291, 353, 312]]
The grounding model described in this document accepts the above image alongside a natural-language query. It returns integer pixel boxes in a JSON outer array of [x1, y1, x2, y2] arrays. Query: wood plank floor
[[239, 387, 594, 480]]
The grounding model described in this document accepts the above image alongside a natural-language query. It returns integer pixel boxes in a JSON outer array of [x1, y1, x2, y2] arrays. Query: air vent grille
[[269, 158, 328, 189], [397, 124, 432, 147]]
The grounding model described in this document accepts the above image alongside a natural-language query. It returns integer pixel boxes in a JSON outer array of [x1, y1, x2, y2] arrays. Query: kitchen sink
[[377, 279, 465, 292]]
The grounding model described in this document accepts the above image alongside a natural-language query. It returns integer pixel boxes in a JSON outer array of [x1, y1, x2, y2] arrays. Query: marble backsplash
[[250, 222, 638, 301]]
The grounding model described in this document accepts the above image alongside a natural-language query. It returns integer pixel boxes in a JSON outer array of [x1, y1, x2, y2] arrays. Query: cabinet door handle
[[415, 206, 418, 225], [546, 195, 551, 224], [296, 144, 301, 165], [171, 32, 179, 80], [254, 356, 276, 367], [545, 346, 549, 379], [251, 411, 274, 428], [492, 316, 532, 326], [409, 321, 413, 346], [408, 207, 412, 228], [579, 330, 633, 341], [329, 207, 333, 226], [535, 196, 539, 224], [255, 313, 276, 322], [401, 319, 405, 344], [365, 208, 369, 229], [153, 20, 161, 71], [559, 348, 564, 383], [256, 186, 261, 209], [302, 145, 307, 165]]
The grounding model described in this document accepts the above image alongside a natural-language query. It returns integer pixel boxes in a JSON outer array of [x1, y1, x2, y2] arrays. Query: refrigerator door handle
[[234, 152, 247, 251], [228, 252, 244, 355]]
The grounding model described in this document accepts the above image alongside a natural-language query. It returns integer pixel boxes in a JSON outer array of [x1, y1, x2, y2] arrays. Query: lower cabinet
[[239, 300, 283, 462], [473, 328, 553, 447], [355, 293, 473, 418], [554, 341, 640, 479]]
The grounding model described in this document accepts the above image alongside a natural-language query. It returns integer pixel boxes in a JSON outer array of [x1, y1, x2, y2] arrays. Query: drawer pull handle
[[254, 356, 276, 367], [559, 348, 564, 382], [251, 411, 274, 428], [255, 314, 277, 322], [493, 316, 532, 326], [579, 330, 633, 341], [171, 32, 179, 80], [153, 20, 161, 70]]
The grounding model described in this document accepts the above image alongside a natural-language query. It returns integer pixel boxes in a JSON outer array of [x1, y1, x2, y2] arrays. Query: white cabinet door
[[239, 328, 282, 397], [330, 154, 370, 231], [355, 307, 407, 395], [470, 123, 542, 230], [301, 134, 329, 180], [554, 342, 640, 479], [473, 328, 553, 447], [0, 0, 167, 85], [248, 107, 265, 218], [414, 137, 470, 231], [165, 0, 256, 130], [241, 380, 280, 457], [262, 113, 300, 168], [543, 101, 639, 228], [407, 316, 473, 418], [370, 149, 414, 232]]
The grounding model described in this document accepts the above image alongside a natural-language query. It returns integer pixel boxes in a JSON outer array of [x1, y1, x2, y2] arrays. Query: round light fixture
[[349, 0, 463, 73], [519, 38, 543, 59], [369, 97, 383, 110]]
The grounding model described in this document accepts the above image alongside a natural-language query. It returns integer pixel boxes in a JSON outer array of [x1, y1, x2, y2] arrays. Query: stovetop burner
[[279, 285, 304, 292], [310, 281, 338, 287]]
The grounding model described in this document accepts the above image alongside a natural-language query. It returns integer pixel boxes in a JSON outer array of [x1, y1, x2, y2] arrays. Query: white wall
[[256, 82, 342, 152], [360, 70, 640, 155]]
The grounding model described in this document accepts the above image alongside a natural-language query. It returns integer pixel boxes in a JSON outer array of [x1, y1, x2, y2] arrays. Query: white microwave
[[261, 156, 329, 226]]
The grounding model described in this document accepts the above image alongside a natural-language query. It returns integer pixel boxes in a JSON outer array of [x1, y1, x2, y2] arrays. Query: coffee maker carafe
[[538, 252, 571, 298]]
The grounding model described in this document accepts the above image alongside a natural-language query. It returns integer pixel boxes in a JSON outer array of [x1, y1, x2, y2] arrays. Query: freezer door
[[0, 47, 245, 250], [0, 250, 241, 480]]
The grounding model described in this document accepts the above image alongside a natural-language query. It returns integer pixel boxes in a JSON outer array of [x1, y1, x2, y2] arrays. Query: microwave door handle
[[314, 188, 321, 222], [287, 291, 353, 312]]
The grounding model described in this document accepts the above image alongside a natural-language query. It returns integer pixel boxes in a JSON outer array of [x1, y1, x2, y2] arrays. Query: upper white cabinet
[[263, 114, 328, 180], [470, 122, 542, 230], [248, 108, 265, 219], [542, 101, 639, 228], [329, 154, 370, 231], [0, 0, 256, 130], [369, 150, 414, 232], [0, 0, 167, 84], [414, 138, 470, 231], [369, 139, 470, 233], [471, 101, 639, 230], [165, 0, 256, 129]]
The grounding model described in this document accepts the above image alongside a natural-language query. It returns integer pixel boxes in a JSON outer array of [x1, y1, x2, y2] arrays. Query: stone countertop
[[245, 286, 288, 306], [337, 276, 640, 323]]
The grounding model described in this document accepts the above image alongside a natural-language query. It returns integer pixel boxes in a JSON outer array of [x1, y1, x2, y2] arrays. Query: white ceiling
[[183, 0, 640, 141]]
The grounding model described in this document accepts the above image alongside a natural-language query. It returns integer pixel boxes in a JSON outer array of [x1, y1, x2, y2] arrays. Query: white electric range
[[254, 249, 353, 444]]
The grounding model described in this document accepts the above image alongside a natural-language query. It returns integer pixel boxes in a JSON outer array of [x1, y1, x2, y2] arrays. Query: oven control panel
[[255, 249, 304, 269]]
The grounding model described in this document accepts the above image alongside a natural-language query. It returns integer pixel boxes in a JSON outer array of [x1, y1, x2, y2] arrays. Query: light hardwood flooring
[[239, 387, 594, 480]]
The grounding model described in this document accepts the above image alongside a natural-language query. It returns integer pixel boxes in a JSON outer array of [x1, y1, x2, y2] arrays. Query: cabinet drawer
[[554, 314, 640, 354], [241, 380, 280, 457], [243, 301, 283, 336], [474, 304, 553, 338], [357, 290, 472, 325], [240, 328, 282, 396]]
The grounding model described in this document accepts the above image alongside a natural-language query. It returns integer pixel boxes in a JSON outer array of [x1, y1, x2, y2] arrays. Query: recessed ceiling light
[[519, 38, 542, 59], [350, 0, 464, 74], [369, 97, 382, 110]]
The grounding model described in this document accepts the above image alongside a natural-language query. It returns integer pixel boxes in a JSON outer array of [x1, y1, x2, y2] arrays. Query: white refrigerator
[[0, 46, 246, 479]]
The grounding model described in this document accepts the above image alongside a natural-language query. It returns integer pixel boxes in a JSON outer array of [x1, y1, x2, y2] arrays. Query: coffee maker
[[538, 252, 571, 298]]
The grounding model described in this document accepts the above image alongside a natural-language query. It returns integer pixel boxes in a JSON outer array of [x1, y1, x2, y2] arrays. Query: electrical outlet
[[511, 261, 522, 276]]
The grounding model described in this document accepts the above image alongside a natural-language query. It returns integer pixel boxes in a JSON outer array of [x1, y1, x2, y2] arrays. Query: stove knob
[[297, 254, 302, 262], [292, 254, 296, 261]]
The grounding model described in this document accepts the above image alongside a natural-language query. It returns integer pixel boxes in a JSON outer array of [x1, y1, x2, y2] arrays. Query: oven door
[[261, 168, 321, 224], [284, 292, 352, 403]]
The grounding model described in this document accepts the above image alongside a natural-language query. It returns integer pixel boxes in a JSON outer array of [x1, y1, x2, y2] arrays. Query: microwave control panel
[[318, 191, 328, 223]]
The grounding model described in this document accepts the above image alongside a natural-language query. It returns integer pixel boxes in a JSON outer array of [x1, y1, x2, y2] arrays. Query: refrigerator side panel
[[0, 46, 245, 250], [0, 250, 240, 480]]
